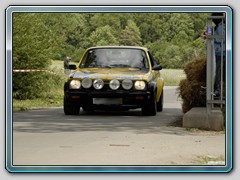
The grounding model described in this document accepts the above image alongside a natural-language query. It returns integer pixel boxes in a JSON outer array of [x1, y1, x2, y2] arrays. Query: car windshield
[[79, 48, 149, 69]]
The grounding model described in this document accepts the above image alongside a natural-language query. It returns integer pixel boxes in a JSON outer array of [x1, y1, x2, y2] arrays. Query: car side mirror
[[152, 65, 162, 71], [69, 64, 77, 70]]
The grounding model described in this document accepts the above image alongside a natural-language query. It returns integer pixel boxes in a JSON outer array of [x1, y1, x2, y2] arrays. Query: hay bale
[[178, 56, 206, 113], [179, 79, 206, 113], [184, 56, 206, 82]]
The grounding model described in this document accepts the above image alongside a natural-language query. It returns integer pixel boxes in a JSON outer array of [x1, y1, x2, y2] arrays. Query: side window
[[147, 51, 157, 67]]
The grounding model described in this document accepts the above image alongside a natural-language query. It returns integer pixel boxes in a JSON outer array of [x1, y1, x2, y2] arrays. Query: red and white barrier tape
[[13, 69, 56, 74]]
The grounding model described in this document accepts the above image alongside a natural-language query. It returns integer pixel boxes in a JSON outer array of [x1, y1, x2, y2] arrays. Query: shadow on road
[[13, 107, 190, 135]]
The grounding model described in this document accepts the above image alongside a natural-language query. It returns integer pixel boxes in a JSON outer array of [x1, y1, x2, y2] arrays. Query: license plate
[[93, 98, 122, 105]]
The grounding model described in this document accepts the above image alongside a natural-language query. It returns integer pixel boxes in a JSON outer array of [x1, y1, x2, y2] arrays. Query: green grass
[[50, 60, 77, 73], [13, 61, 185, 111], [161, 69, 185, 86], [194, 155, 225, 165], [13, 97, 63, 111], [185, 127, 199, 132]]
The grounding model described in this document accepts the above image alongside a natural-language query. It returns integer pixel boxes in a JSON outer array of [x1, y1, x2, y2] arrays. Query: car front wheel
[[142, 92, 157, 116], [64, 96, 80, 115]]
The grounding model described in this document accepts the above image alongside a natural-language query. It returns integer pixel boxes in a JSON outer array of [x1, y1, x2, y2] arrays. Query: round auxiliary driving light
[[122, 79, 133, 90], [93, 79, 104, 90], [109, 79, 120, 90], [82, 78, 92, 89]]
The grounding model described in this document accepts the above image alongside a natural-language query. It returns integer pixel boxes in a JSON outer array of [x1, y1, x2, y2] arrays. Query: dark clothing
[[214, 21, 225, 56], [64, 59, 70, 69], [214, 56, 226, 93], [213, 21, 225, 94]]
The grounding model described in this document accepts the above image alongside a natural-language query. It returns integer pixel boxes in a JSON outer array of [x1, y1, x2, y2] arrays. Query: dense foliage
[[13, 13, 209, 99]]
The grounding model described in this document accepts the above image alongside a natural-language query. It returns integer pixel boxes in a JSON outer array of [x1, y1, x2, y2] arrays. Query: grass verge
[[13, 97, 63, 111], [161, 69, 185, 86]]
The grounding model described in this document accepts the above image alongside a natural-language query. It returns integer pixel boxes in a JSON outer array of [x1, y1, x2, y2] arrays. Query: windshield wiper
[[99, 65, 112, 68], [108, 64, 131, 68]]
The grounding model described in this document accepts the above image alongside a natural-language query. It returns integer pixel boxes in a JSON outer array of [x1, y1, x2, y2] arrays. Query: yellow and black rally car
[[64, 46, 164, 116]]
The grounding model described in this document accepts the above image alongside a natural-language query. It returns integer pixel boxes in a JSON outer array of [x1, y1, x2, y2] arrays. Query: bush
[[13, 13, 64, 100], [13, 72, 64, 100], [178, 56, 206, 113]]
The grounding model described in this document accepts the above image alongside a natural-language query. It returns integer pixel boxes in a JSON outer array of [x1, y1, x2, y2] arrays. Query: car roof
[[87, 46, 149, 51]]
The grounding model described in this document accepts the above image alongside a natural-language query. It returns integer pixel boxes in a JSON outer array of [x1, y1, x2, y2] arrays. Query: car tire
[[142, 91, 157, 116], [64, 96, 80, 115], [157, 90, 163, 112]]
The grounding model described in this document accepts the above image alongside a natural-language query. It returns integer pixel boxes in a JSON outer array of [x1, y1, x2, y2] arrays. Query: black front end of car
[[63, 80, 157, 115]]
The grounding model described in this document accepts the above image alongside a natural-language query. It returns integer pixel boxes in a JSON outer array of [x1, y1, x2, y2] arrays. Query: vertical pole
[[220, 18, 224, 108]]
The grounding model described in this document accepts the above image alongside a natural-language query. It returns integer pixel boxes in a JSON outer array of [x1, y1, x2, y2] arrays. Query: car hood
[[71, 68, 152, 81]]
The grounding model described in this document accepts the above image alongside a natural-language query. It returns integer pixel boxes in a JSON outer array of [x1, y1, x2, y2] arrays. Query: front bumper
[[65, 89, 151, 108]]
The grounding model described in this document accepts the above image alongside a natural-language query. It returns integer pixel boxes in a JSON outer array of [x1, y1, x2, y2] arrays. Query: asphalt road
[[13, 86, 225, 166]]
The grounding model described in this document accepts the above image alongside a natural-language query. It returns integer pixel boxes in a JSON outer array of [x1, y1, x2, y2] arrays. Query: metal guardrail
[[206, 15, 225, 115]]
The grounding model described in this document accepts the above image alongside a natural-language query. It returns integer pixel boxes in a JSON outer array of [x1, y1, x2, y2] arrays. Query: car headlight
[[82, 78, 92, 89], [93, 79, 104, 90], [122, 79, 133, 90], [134, 81, 146, 90], [70, 80, 81, 89], [109, 79, 120, 90]]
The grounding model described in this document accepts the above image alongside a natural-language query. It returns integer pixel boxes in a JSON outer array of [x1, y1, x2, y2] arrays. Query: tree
[[13, 13, 62, 99], [13, 12, 210, 100], [189, 13, 209, 40], [119, 20, 142, 46], [88, 25, 118, 46], [91, 13, 121, 33]]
